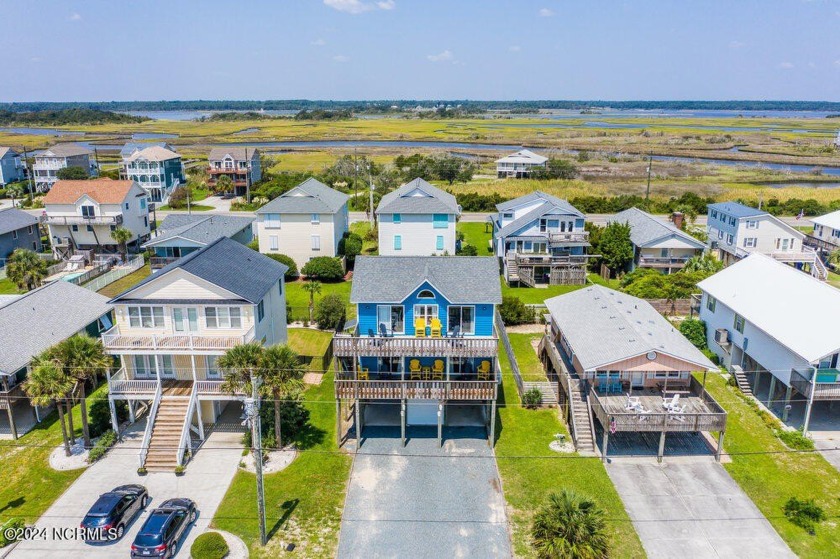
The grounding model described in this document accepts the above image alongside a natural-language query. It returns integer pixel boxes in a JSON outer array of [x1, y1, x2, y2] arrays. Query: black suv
[[81, 484, 149, 541], [130, 498, 197, 558]]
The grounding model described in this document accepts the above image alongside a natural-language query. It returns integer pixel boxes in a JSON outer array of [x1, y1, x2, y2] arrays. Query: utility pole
[[244, 378, 267, 546], [187, 186, 192, 216], [645, 153, 653, 204], [22, 146, 34, 202], [368, 163, 375, 228], [245, 147, 251, 204], [353, 148, 358, 203], [94, 147, 100, 177]]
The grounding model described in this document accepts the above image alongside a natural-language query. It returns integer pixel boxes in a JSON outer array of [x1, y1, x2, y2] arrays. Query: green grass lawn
[[702, 374, 840, 557], [828, 270, 840, 289], [495, 333, 645, 558], [96, 263, 151, 298], [158, 203, 214, 211], [0, 383, 107, 525], [501, 273, 620, 305], [349, 221, 378, 255], [457, 222, 494, 255], [211, 370, 351, 558], [287, 328, 334, 372], [508, 333, 547, 382], [285, 279, 353, 322], [0, 277, 23, 295]]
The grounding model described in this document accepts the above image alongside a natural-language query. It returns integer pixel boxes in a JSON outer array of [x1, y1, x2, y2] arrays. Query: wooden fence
[[494, 309, 524, 396]]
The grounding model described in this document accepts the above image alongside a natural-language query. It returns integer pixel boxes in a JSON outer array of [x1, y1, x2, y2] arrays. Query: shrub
[[87, 430, 117, 463], [265, 253, 298, 280], [247, 239, 260, 251], [775, 429, 814, 451], [522, 388, 543, 409], [679, 319, 707, 350], [243, 397, 310, 449], [56, 166, 89, 180], [338, 232, 363, 265], [89, 392, 128, 437], [531, 490, 608, 559], [190, 531, 229, 559], [457, 244, 478, 256], [166, 186, 190, 209], [301, 256, 344, 281], [499, 296, 536, 325], [783, 497, 826, 534], [315, 293, 346, 330]]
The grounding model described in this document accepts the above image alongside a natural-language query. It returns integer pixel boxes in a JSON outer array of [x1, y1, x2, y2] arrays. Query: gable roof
[[143, 215, 254, 248], [545, 285, 715, 371], [351, 256, 501, 305], [376, 178, 460, 215], [495, 149, 548, 165], [208, 147, 260, 161], [611, 207, 706, 249], [496, 190, 583, 215], [256, 178, 349, 215], [112, 237, 287, 304], [0, 282, 112, 375], [697, 253, 840, 363], [707, 201, 766, 219], [38, 143, 92, 158], [42, 179, 140, 205], [0, 208, 39, 236], [811, 209, 840, 230], [125, 145, 180, 162], [120, 142, 173, 157], [0, 147, 19, 159], [495, 192, 585, 239]]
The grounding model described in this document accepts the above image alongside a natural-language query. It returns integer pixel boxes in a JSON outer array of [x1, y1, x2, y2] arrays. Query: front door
[[631, 372, 645, 388], [172, 307, 199, 333]]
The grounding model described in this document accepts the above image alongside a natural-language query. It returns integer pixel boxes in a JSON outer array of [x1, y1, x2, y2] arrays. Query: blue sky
[[2, 0, 839, 101]]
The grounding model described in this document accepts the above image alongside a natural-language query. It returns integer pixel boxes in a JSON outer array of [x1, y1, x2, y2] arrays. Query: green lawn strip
[[0, 277, 23, 295], [158, 204, 214, 211], [287, 328, 334, 372], [501, 273, 619, 305], [96, 263, 152, 298], [828, 270, 840, 289], [0, 383, 108, 524], [702, 374, 840, 557], [285, 279, 354, 322], [349, 221, 378, 255], [508, 333, 546, 382], [211, 370, 351, 558], [495, 335, 645, 558], [457, 222, 494, 254]]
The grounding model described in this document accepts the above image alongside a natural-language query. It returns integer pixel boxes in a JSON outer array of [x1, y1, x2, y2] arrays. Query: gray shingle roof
[[113, 237, 286, 304], [376, 178, 460, 215], [39, 143, 93, 158], [496, 191, 582, 215], [610, 207, 706, 249], [495, 193, 584, 239], [256, 178, 349, 215], [143, 215, 254, 248], [120, 142, 174, 158], [0, 147, 18, 159], [0, 282, 112, 375], [351, 256, 501, 304], [208, 147, 260, 161], [0, 208, 39, 236], [545, 285, 715, 371], [707, 201, 766, 219]]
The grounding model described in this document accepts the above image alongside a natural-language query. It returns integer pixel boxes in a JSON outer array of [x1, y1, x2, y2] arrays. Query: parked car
[[130, 498, 197, 558], [81, 484, 149, 541]]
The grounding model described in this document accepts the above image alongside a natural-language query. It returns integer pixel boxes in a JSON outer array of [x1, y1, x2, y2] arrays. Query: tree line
[[0, 109, 149, 125]]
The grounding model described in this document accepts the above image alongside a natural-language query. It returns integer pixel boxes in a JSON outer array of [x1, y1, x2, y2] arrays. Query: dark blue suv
[[81, 484, 149, 541], [130, 498, 197, 558]]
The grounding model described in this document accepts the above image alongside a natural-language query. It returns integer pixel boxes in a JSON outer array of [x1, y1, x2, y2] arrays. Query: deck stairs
[[143, 393, 192, 471], [567, 375, 596, 454], [522, 381, 558, 405], [506, 254, 521, 284], [730, 365, 753, 397]]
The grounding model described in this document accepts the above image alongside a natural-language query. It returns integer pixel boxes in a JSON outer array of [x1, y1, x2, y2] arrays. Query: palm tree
[[683, 253, 724, 275], [217, 343, 264, 396], [302, 280, 322, 322], [24, 357, 76, 456], [213, 174, 234, 196], [6, 248, 47, 291], [828, 249, 840, 271], [7, 183, 25, 208], [261, 345, 305, 447], [110, 226, 133, 263], [48, 335, 110, 448], [531, 490, 609, 559]]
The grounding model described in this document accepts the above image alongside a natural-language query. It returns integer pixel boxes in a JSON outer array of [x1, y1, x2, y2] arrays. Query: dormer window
[[417, 290, 435, 299], [81, 205, 95, 218]]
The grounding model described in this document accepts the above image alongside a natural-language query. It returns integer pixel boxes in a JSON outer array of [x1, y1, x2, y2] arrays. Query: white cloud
[[311, 38, 326, 46], [779, 61, 795, 69], [333, 54, 350, 62], [728, 40, 744, 49], [539, 8, 554, 17], [323, 0, 394, 14], [30, 56, 42, 63], [834, 59, 840, 67], [69, 12, 82, 21], [508, 45, 521, 52], [427, 50, 455, 63]]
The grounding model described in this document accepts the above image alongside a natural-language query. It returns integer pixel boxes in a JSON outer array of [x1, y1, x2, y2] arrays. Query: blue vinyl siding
[[433, 214, 448, 229], [393, 213, 401, 224]]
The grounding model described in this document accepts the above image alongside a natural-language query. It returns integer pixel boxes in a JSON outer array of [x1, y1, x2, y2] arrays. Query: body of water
[[120, 109, 299, 121], [131, 132, 178, 139], [0, 127, 84, 136]]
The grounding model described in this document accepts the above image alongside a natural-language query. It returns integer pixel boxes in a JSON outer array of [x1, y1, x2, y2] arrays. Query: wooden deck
[[332, 335, 497, 358], [335, 379, 497, 401], [101, 325, 255, 353]]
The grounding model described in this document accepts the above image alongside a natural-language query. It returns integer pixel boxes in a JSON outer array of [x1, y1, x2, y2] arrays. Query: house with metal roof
[[207, 147, 261, 196], [376, 178, 460, 256], [143, 214, 254, 271], [698, 253, 840, 434], [255, 178, 350, 268], [333, 256, 501, 446], [0, 282, 113, 439], [0, 208, 41, 262], [0, 147, 26, 186], [32, 143, 97, 192], [492, 191, 592, 286], [102, 237, 288, 471], [119, 144, 185, 203], [540, 285, 725, 461], [706, 201, 826, 279], [609, 207, 705, 274], [495, 149, 548, 178], [806, 209, 840, 254]]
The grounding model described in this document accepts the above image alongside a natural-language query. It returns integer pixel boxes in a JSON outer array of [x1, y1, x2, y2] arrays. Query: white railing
[[108, 367, 159, 395], [102, 324, 255, 352], [177, 389, 197, 467], [139, 382, 163, 468], [81, 255, 144, 292]]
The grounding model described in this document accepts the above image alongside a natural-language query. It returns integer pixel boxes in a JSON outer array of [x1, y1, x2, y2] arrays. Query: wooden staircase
[[144, 395, 191, 471], [568, 377, 596, 454], [522, 381, 558, 405], [730, 365, 753, 397], [506, 255, 520, 284]]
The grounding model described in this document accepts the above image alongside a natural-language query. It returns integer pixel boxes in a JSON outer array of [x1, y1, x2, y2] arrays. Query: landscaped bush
[[783, 497, 826, 534], [301, 256, 344, 281], [775, 428, 814, 451], [314, 293, 346, 330], [247, 239, 259, 251], [265, 253, 298, 280], [522, 388, 543, 409], [190, 531, 229, 559], [338, 232, 363, 265], [531, 490, 608, 558], [243, 397, 310, 449], [166, 186, 191, 209], [679, 319, 707, 349], [457, 244, 478, 256], [499, 296, 536, 325], [87, 429, 117, 463], [89, 390, 128, 437]]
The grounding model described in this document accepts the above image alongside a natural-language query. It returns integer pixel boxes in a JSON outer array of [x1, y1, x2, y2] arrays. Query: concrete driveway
[[337, 426, 511, 558], [10, 421, 243, 558], [607, 459, 794, 559]]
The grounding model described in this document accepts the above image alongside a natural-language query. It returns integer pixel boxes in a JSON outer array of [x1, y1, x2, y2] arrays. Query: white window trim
[[127, 306, 165, 329], [205, 306, 243, 329], [311, 234, 321, 251], [413, 304, 439, 326], [448, 305, 476, 335], [376, 304, 405, 335]]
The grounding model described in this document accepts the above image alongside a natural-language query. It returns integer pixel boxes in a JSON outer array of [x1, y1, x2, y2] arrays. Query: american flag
[[796, 209, 804, 220]]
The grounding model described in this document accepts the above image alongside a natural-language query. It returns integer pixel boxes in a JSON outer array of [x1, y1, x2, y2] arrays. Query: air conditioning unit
[[715, 328, 730, 345]]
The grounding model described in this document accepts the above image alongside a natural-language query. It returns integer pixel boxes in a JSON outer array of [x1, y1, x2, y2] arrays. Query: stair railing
[[139, 381, 162, 468], [177, 389, 198, 467]]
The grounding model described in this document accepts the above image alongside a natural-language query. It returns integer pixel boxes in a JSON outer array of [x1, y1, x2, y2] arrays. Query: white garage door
[[407, 400, 439, 425]]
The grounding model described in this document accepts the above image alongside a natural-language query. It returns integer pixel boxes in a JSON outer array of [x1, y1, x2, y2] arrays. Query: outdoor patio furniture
[[358, 368, 369, 380], [422, 366, 432, 380], [448, 325, 462, 338], [477, 360, 491, 381], [432, 359, 445, 380], [430, 318, 442, 338], [663, 393, 681, 411], [409, 359, 422, 380], [414, 318, 427, 338], [379, 323, 393, 338]]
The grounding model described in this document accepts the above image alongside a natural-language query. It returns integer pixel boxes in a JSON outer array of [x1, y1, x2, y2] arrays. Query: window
[[133, 355, 154, 377], [269, 235, 279, 251], [11, 230, 17, 239], [394, 235, 402, 251], [706, 295, 716, 313], [433, 214, 448, 229], [124, 203, 130, 210], [110, 225, 116, 232], [377, 305, 404, 334], [140, 198, 146, 210], [502, 212, 513, 219], [719, 213, 726, 222], [729, 217, 737, 226], [206, 355, 220, 378], [436, 235, 444, 251], [27, 225, 33, 235], [205, 307, 242, 329], [311, 235, 321, 251], [448, 306, 475, 335], [717, 229, 724, 240], [726, 234, 734, 245], [413, 304, 438, 326], [710, 210, 718, 219], [172, 308, 198, 332], [393, 213, 401, 224], [257, 300, 265, 322], [743, 237, 757, 248], [780, 238, 790, 250], [128, 306, 164, 328], [417, 289, 435, 299], [81, 205, 95, 218], [265, 213, 280, 229], [660, 248, 669, 258], [311, 213, 320, 224], [86, 225, 93, 232], [734, 314, 745, 334], [71, 225, 78, 232], [746, 220, 758, 229]]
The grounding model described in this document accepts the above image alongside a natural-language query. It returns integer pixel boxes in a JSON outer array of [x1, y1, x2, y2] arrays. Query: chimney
[[671, 211, 684, 230]]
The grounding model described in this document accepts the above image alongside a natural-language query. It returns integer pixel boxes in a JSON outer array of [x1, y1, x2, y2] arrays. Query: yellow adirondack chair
[[414, 318, 427, 338], [432, 359, 445, 380], [477, 360, 492, 381], [430, 317, 442, 338], [409, 359, 422, 380], [358, 368, 369, 381]]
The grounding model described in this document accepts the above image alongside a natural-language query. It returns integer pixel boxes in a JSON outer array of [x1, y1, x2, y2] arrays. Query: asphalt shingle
[[376, 178, 460, 215], [256, 178, 349, 215]]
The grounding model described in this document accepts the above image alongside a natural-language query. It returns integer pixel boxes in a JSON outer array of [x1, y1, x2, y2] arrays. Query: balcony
[[335, 379, 497, 400], [638, 255, 692, 268], [790, 368, 840, 401], [547, 231, 590, 245], [149, 256, 180, 270], [44, 214, 124, 226], [513, 253, 589, 266], [108, 367, 247, 398], [333, 334, 498, 359], [804, 233, 840, 253], [101, 325, 255, 353]]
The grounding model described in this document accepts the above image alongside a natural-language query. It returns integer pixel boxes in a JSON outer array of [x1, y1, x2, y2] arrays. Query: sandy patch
[[49, 437, 92, 471], [240, 446, 297, 474]]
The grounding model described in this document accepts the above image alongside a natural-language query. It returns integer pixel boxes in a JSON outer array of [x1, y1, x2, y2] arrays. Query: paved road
[[10, 422, 243, 559], [607, 460, 794, 559], [337, 426, 511, 558]]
